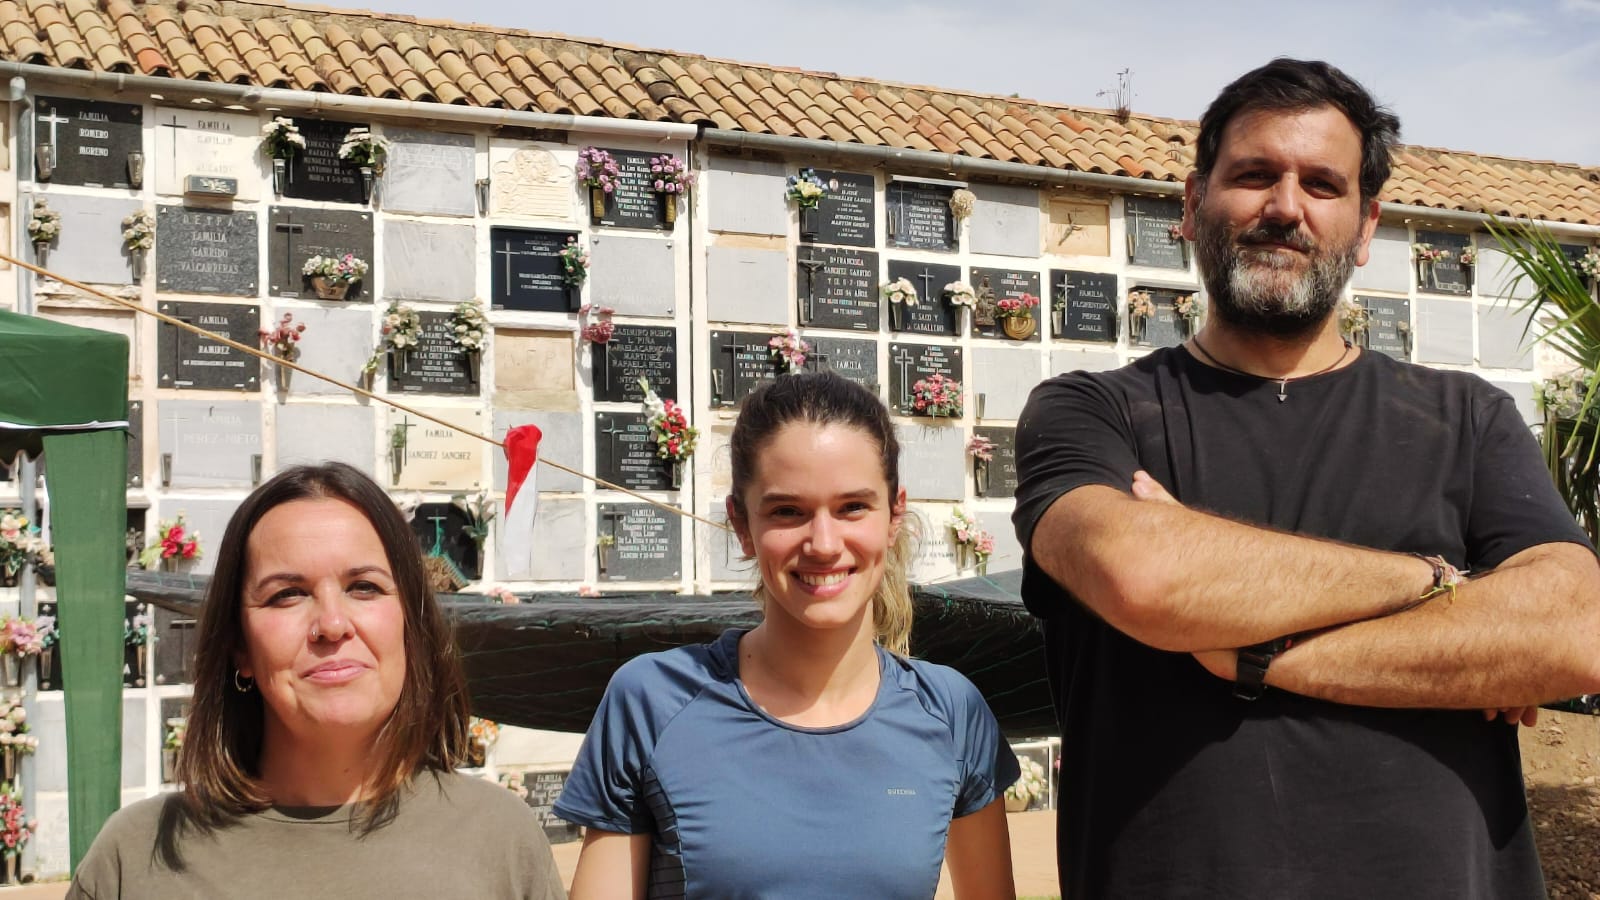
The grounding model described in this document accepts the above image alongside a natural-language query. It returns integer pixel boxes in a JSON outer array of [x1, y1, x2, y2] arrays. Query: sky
[[369, 0, 1600, 167]]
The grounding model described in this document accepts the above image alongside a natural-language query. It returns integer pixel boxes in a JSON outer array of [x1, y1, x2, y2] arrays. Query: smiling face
[[236, 497, 407, 754], [1184, 104, 1381, 336], [730, 421, 906, 642]]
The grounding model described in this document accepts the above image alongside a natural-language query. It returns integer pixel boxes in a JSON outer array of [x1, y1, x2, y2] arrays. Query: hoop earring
[[233, 670, 254, 693]]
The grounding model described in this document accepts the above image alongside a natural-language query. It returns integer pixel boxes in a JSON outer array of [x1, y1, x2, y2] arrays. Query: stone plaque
[[970, 348, 1041, 420], [592, 147, 671, 230], [969, 267, 1042, 342], [155, 206, 259, 296], [593, 325, 677, 403], [1355, 296, 1411, 361], [272, 306, 372, 397], [969, 184, 1040, 258], [275, 404, 376, 476], [491, 227, 580, 312], [184, 175, 237, 197], [496, 497, 585, 581], [972, 426, 1018, 499], [387, 408, 485, 491], [152, 500, 238, 577], [1052, 269, 1118, 343], [595, 412, 674, 492], [153, 603, 198, 686], [707, 246, 789, 325], [284, 117, 366, 204], [268, 207, 374, 299], [32, 96, 142, 188], [123, 600, 151, 688], [798, 246, 879, 331], [37, 601, 62, 691], [1351, 225, 1412, 293], [157, 301, 261, 390], [976, 510, 1023, 574], [1477, 303, 1535, 370], [804, 169, 876, 247], [885, 260, 960, 335], [154, 108, 261, 201], [127, 400, 144, 488], [517, 769, 584, 844], [888, 343, 964, 416], [589, 234, 677, 318], [709, 329, 780, 408], [156, 400, 262, 488], [384, 219, 476, 301], [1415, 298, 1473, 366], [492, 412, 583, 493], [388, 311, 480, 397], [597, 503, 682, 582], [1047, 198, 1110, 256], [708, 156, 788, 236], [897, 425, 965, 501], [704, 503, 753, 582], [1416, 230, 1473, 296], [411, 501, 480, 581], [490, 141, 576, 220], [1125, 197, 1187, 269], [809, 336, 879, 394], [1131, 287, 1192, 349], [493, 329, 577, 410], [382, 127, 475, 217], [887, 180, 956, 251], [24, 193, 143, 286]]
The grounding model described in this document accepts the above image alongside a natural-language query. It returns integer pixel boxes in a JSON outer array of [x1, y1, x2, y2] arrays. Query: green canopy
[[0, 309, 127, 869]]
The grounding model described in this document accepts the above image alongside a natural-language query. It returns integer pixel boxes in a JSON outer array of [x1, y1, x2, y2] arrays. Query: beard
[[1193, 203, 1361, 339]]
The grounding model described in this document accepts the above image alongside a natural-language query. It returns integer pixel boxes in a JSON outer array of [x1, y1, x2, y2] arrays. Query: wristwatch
[[1233, 637, 1291, 700]]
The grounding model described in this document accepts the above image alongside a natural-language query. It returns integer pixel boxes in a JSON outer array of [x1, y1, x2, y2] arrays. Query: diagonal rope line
[[1, 250, 732, 534]]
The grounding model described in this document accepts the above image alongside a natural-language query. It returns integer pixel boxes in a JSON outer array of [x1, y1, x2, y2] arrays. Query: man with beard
[[1013, 58, 1600, 899]]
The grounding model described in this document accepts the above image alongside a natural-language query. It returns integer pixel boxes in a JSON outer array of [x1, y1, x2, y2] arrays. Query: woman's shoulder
[[888, 654, 991, 724], [420, 771, 538, 825], [605, 630, 736, 699], [89, 792, 185, 847]]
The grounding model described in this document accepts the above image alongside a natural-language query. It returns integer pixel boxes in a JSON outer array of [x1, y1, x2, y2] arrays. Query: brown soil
[[1522, 710, 1600, 899]]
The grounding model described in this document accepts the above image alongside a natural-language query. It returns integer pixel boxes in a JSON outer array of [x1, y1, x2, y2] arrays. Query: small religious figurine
[[974, 276, 998, 327]]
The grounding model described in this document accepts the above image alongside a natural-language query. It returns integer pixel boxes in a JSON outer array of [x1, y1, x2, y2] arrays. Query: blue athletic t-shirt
[[554, 628, 1020, 899]]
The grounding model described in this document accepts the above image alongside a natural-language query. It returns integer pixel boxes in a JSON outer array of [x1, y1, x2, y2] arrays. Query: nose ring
[[311, 623, 322, 641]]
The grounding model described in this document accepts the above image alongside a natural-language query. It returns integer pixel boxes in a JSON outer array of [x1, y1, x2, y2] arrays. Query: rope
[[0, 250, 732, 534]]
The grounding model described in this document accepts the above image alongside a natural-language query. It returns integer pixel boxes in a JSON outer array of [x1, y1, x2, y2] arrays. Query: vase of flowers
[[641, 377, 699, 486], [162, 718, 186, 784], [949, 508, 994, 576], [389, 423, 409, 485], [260, 117, 305, 195], [910, 372, 963, 418], [34, 615, 55, 689], [786, 168, 828, 240], [1412, 243, 1448, 289], [579, 304, 616, 345], [1173, 292, 1202, 337], [949, 188, 976, 223], [258, 312, 306, 395], [381, 304, 423, 376], [768, 328, 810, 375], [0, 617, 39, 688], [122, 210, 155, 282], [882, 278, 919, 331], [1579, 251, 1600, 301], [1168, 223, 1190, 267], [0, 785, 35, 881], [967, 434, 995, 497], [560, 239, 589, 310], [1051, 291, 1067, 336], [596, 532, 616, 575], [577, 146, 621, 223], [0, 696, 37, 781], [451, 300, 488, 385], [0, 510, 43, 589], [649, 154, 693, 224], [302, 253, 369, 300], [338, 127, 389, 203], [1459, 246, 1477, 286], [997, 293, 1041, 340], [139, 514, 201, 572], [1127, 290, 1154, 343], [945, 281, 977, 334], [27, 202, 60, 269], [1338, 300, 1372, 348], [359, 352, 381, 392], [1005, 756, 1048, 812], [125, 606, 151, 685]]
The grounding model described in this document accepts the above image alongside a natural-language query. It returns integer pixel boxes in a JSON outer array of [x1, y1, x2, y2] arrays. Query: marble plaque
[[885, 259, 960, 335], [385, 219, 476, 302], [971, 426, 1018, 499], [127, 400, 144, 488], [591, 147, 670, 230], [153, 603, 198, 685], [493, 329, 576, 409], [490, 141, 576, 220], [1052, 269, 1118, 343], [896, 423, 965, 501], [154, 108, 261, 201], [492, 411, 582, 493], [593, 325, 677, 403], [804, 169, 876, 248], [382, 128, 475, 216], [157, 301, 261, 390], [969, 267, 1042, 342], [1046, 198, 1110, 256], [272, 306, 370, 398], [589, 234, 676, 317], [490, 227, 580, 312], [976, 509, 1023, 573], [1351, 225, 1412, 293], [1489, 380, 1539, 427], [709, 329, 780, 408], [1124, 197, 1187, 269], [888, 343, 964, 417], [1474, 243, 1531, 303], [1416, 230, 1473, 296], [969, 184, 1040, 257], [157, 400, 262, 488], [275, 404, 376, 476], [1131, 287, 1193, 349], [798, 246, 879, 331], [387, 408, 485, 491], [151, 499, 238, 577], [970, 348, 1041, 421], [909, 506, 961, 582], [267, 207, 374, 299], [707, 246, 788, 325], [707, 156, 787, 236], [595, 412, 674, 492], [1355, 296, 1411, 361], [32, 96, 142, 188], [24, 193, 143, 285], [1050, 348, 1121, 375], [284, 117, 366, 204], [411, 501, 480, 580], [1414, 298, 1473, 365], [887, 180, 956, 251], [388, 311, 480, 396], [597, 503, 682, 582], [155, 207, 259, 296], [809, 336, 879, 394], [495, 497, 585, 581], [1477, 303, 1535, 370], [703, 503, 753, 582]]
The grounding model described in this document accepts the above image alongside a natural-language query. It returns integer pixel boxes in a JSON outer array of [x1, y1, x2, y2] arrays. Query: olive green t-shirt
[[68, 771, 566, 900]]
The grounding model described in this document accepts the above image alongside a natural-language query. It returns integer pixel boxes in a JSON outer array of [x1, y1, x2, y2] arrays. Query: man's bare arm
[[1243, 542, 1600, 708], [1030, 474, 1436, 652]]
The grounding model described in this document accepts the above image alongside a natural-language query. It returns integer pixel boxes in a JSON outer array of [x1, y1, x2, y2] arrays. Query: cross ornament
[[159, 114, 189, 180], [1125, 205, 1146, 258], [36, 107, 69, 149], [274, 218, 305, 293], [797, 253, 826, 324]]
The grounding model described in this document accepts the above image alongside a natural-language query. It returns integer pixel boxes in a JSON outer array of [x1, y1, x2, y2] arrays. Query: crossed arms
[[1029, 476, 1600, 709]]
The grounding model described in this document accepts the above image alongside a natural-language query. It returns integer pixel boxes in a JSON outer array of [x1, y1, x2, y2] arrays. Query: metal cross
[[427, 515, 450, 556], [893, 349, 916, 412], [1125, 205, 1146, 257], [36, 106, 69, 150], [797, 253, 826, 324], [392, 416, 417, 451], [601, 507, 628, 546], [493, 241, 538, 304], [597, 416, 630, 478], [158, 114, 189, 178], [274, 218, 304, 293]]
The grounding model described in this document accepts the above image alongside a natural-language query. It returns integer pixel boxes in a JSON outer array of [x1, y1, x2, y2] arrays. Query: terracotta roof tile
[[0, 1, 1590, 224]]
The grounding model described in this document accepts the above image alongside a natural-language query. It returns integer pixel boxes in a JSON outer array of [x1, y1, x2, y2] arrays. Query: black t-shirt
[[1013, 346, 1590, 899]]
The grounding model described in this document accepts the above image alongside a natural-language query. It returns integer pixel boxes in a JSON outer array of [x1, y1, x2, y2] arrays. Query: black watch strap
[[1233, 637, 1290, 700]]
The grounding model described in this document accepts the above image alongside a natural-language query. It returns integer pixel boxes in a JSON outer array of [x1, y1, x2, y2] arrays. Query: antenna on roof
[[1097, 69, 1133, 123]]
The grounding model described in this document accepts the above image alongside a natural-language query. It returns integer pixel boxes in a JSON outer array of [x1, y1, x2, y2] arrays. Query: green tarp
[[0, 309, 127, 869]]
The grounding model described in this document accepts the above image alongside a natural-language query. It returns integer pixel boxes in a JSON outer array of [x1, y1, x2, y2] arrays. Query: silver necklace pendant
[[1278, 380, 1289, 402]]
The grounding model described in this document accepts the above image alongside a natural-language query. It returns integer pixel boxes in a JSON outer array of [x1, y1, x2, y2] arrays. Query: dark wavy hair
[[171, 463, 468, 850], [1194, 58, 1401, 204]]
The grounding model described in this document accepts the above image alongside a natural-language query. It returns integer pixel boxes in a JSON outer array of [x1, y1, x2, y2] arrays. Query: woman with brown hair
[[69, 463, 564, 899], [556, 372, 1018, 899]]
